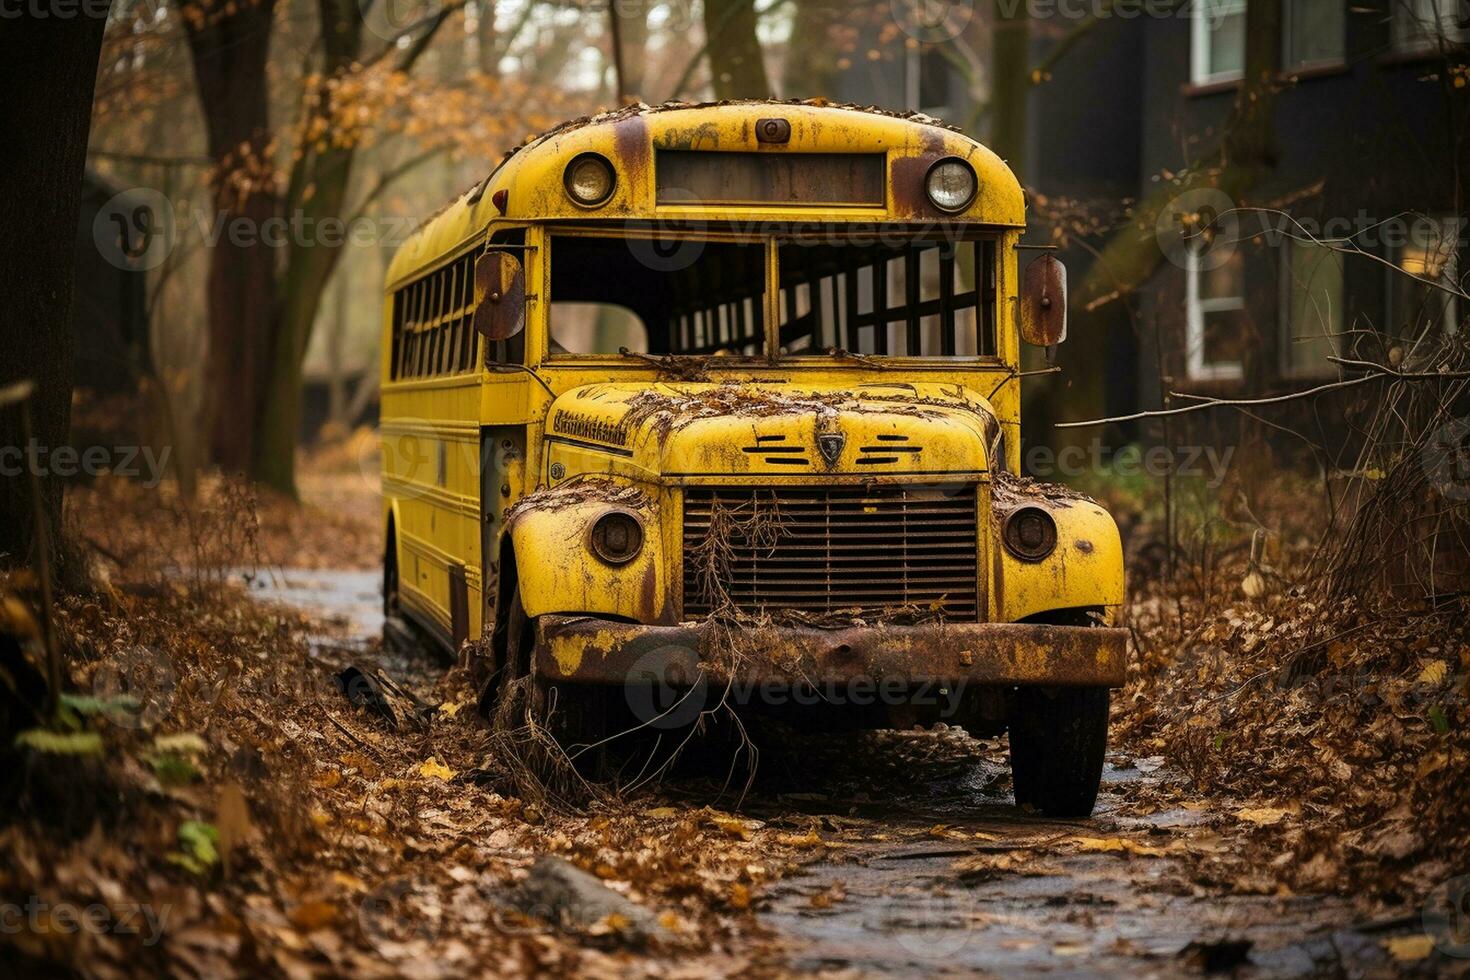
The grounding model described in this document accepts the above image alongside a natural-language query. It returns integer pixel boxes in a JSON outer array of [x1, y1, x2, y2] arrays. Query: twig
[[1056, 375, 1376, 428]]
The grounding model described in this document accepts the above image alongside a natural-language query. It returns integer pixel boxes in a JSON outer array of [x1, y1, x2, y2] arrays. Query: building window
[[1281, 240, 1344, 376], [1191, 0, 1247, 85], [1284, 0, 1345, 69], [1390, 217, 1461, 343], [1186, 245, 1247, 380], [1392, 0, 1470, 52]]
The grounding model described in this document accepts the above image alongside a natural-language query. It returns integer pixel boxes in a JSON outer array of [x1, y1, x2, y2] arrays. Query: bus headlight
[[925, 158, 977, 213], [1002, 506, 1057, 562], [589, 511, 643, 565], [564, 153, 616, 207]]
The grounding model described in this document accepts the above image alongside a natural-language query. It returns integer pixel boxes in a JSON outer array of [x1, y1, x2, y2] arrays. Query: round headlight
[[925, 158, 977, 213], [590, 511, 643, 565], [1002, 506, 1057, 562], [564, 153, 615, 207]]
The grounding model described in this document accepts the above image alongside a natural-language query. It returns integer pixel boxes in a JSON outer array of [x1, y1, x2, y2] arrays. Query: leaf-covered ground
[[1, 440, 1466, 976]]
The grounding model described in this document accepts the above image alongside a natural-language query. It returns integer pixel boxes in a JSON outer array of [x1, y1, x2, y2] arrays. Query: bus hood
[[543, 381, 1002, 480]]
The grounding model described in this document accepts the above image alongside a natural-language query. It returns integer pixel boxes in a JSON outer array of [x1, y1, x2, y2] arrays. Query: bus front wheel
[[1008, 686, 1110, 818]]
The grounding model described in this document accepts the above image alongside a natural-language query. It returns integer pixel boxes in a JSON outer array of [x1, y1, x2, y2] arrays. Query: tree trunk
[[990, 2, 1029, 172], [249, 0, 365, 496], [611, 2, 648, 101], [781, 0, 840, 99], [0, 9, 109, 569], [181, 0, 282, 476], [703, 0, 772, 100], [477, 0, 498, 74]]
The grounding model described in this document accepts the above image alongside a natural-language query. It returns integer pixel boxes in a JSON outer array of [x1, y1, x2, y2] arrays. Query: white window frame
[[1282, 0, 1347, 70], [1279, 239, 1345, 378], [1191, 0, 1248, 85], [1186, 247, 1246, 380], [1392, 0, 1470, 52]]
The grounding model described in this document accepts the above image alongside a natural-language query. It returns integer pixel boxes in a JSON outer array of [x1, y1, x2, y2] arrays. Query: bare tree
[[180, 0, 281, 476], [703, 0, 772, 99], [0, 6, 111, 568]]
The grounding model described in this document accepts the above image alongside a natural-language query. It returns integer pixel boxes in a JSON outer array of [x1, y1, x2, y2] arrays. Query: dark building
[[828, 1, 1467, 454], [1119, 0, 1467, 414]]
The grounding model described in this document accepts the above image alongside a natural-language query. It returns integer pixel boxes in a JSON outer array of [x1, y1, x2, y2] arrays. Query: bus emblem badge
[[817, 433, 846, 465]]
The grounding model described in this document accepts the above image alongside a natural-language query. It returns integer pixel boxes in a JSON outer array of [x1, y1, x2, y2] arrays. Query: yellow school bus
[[381, 100, 1126, 815]]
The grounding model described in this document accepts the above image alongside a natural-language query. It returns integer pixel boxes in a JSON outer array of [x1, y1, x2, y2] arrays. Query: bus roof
[[386, 99, 1025, 288]]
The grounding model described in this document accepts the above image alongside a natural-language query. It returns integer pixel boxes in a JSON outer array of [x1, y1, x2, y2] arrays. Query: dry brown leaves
[[1111, 478, 1470, 904], [1, 455, 813, 978]]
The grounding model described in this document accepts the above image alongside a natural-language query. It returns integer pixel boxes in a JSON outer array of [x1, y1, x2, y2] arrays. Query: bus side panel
[[380, 380, 481, 652]]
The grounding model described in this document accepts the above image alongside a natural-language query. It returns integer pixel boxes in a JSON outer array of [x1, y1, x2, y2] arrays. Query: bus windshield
[[548, 235, 765, 358], [545, 231, 999, 361]]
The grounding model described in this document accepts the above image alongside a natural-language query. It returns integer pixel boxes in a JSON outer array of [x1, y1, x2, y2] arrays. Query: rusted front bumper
[[534, 615, 1127, 688]]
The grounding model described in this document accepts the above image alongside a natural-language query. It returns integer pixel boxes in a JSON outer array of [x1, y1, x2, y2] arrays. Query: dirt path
[[255, 568, 1424, 978]]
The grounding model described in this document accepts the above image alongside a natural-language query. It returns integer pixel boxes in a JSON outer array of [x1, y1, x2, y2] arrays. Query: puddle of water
[[236, 572, 1405, 979], [237, 568, 384, 642], [763, 801, 1378, 978]]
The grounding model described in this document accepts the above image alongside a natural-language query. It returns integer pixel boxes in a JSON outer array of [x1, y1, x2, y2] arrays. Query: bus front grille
[[681, 485, 980, 620]]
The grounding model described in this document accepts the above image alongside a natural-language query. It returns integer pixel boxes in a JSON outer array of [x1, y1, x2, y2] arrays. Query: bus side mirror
[[1020, 253, 1067, 355], [472, 251, 526, 342]]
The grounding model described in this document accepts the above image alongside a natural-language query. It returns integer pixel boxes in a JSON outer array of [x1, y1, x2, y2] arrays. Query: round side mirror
[[1020, 253, 1068, 351], [472, 251, 526, 342]]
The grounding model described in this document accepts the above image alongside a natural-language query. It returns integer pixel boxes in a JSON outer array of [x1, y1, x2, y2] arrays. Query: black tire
[[1008, 686, 1110, 818], [383, 528, 399, 619], [484, 586, 613, 759]]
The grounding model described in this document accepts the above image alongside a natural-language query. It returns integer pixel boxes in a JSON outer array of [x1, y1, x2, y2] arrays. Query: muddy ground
[[247, 566, 1447, 978], [4, 441, 1464, 978]]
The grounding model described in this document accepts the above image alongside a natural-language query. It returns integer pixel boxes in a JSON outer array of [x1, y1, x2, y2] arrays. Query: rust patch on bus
[[535, 615, 1129, 688], [658, 120, 723, 151], [890, 129, 952, 218], [612, 113, 649, 172]]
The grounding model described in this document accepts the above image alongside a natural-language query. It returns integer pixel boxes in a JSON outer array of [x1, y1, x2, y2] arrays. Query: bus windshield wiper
[[618, 347, 714, 381], [824, 346, 886, 368]]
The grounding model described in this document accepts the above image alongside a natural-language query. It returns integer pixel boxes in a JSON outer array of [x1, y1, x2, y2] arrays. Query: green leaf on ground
[[15, 729, 104, 755]]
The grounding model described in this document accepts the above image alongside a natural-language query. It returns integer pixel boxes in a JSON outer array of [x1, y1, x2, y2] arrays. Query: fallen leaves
[[1234, 807, 1291, 827], [1071, 836, 1168, 857], [289, 901, 339, 931], [775, 830, 824, 849], [706, 812, 761, 840], [1383, 934, 1435, 961], [418, 757, 456, 782]]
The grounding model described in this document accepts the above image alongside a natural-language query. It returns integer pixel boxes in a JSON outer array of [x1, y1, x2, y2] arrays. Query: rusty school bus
[[381, 100, 1126, 816]]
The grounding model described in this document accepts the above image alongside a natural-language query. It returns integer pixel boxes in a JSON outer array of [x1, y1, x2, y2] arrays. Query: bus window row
[[390, 252, 479, 380]]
